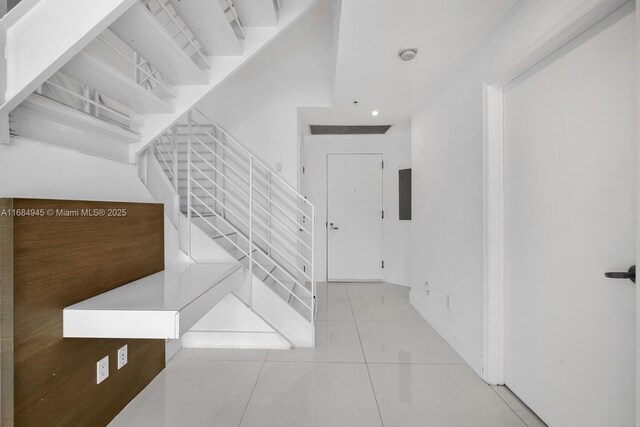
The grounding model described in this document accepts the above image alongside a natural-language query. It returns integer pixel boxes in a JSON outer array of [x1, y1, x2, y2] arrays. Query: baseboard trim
[[384, 272, 411, 287], [410, 290, 483, 376]]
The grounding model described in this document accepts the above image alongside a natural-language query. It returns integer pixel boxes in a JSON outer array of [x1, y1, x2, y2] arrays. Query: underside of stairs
[[3, 0, 320, 161]]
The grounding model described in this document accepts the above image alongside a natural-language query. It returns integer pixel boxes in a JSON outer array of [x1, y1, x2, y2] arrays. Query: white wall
[[409, 0, 608, 374], [302, 125, 411, 285], [0, 137, 186, 266], [196, 0, 334, 188]]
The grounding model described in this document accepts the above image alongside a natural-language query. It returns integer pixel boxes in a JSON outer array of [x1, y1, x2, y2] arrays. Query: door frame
[[481, 0, 638, 396], [325, 152, 384, 282]]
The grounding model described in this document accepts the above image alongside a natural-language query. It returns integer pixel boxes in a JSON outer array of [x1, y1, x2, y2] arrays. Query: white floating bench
[[63, 263, 242, 339]]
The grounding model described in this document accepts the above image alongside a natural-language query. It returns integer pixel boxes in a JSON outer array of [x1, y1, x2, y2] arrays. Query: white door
[[327, 153, 383, 281], [503, 8, 636, 427]]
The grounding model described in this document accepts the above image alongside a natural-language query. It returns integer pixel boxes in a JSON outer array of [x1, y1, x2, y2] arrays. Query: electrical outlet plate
[[97, 355, 109, 384], [117, 345, 128, 369], [446, 294, 452, 311]]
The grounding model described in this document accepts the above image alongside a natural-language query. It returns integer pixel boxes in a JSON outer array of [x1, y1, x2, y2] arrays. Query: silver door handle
[[329, 222, 339, 230]]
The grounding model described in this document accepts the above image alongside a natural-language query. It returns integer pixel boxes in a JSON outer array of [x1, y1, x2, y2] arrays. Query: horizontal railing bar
[[189, 205, 249, 258], [96, 35, 176, 97], [251, 183, 312, 237], [252, 201, 312, 252], [190, 108, 313, 212], [189, 191, 250, 244], [251, 240, 311, 294], [251, 260, 311, 310], [154, 146, 175, 182], [251, 229, 312, 282], [250, 210, 311, 266], [191, 165, 249, 212], [190, 148, 250, 198], [157, 134, 176, 164], [190, 120, 250, 168], [190, 156, 312, 246], [190, 178, 250, 229], [251, 170, 311, 219], [45, 81, 143, 127], [192, 136, 250, 186]]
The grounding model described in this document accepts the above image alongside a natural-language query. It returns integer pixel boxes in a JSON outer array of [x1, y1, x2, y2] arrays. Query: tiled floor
[[110, 282, 546, 427]]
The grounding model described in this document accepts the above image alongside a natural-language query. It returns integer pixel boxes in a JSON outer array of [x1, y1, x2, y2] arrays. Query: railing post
[[268, 173, 272, 257], [221, 129, 227, 220], [249, 156, 254, 308], [172, 125, 178, 191], [187, 111, 192, 257], [311, 203, 315, 324]]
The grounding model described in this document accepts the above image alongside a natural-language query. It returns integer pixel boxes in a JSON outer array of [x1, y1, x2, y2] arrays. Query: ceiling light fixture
[[371, 110, 379, 117], [398, 48, 418, 61]]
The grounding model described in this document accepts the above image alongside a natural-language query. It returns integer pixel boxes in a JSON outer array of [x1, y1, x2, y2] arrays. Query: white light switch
[[97, 356, 109, 384], [117, 345, 128, 369]]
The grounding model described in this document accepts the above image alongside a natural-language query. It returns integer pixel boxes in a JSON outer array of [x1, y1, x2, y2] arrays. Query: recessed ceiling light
[[371, 110, 379, 117]]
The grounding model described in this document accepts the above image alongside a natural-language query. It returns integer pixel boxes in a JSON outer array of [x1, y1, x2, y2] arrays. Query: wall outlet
[[446, 294, 452, 312], [117, 345, 128, 369], [424, 281, 430, 296], [96, 356, 109, 384]]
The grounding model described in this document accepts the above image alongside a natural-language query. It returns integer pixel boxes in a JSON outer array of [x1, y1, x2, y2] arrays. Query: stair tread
[[110, 2, 208, 84], [16, 93, 140, 144], [234, 0, 278, 26], [168, 0, 243, 55], [62, 46, 173, 114]]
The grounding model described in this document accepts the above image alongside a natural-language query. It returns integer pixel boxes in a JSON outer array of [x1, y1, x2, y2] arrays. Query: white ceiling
[[301, 0, 517, 128]]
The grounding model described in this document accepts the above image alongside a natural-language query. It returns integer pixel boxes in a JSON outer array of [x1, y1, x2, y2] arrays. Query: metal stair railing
[[150, 108, 315, 323]]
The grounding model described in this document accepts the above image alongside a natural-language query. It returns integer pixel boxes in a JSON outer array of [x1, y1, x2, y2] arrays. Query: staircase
[[1, 0, 318, 347], [149, 108, 316, 329]]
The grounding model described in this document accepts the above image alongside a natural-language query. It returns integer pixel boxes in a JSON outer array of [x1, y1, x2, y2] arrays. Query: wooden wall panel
[[0, 199, 166, 427]]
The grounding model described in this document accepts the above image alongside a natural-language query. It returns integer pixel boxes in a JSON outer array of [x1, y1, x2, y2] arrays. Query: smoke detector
[[398, 48, 418, 61]]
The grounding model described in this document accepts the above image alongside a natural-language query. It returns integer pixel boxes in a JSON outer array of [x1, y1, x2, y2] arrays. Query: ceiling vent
[[309, 125, 392, 135], [398, 48, 418, 61]]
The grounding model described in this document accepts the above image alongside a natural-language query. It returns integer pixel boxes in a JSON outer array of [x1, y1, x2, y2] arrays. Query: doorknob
[[604, 265, 636, 283], [329, 222, 339, 230]]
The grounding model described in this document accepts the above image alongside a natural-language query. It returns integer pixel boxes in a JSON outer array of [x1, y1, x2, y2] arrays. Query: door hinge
[[325, 221, 328, 228], [382, 260, 385, 269], [381, 210, 384, 219], [382, 160, 384, 169], [302, 166, 305, 174]]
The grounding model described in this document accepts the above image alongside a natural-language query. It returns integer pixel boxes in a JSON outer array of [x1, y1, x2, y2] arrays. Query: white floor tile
[[346, 283, 411, 299], [369, 364, 526, 427], [239, 362, 383, 427], [356, 320, 464, 364], [266, 321, 364, 363], [492, 386, 548, 427], [110, 282, 529, 426], [349, 295, 424, 321], [316, 284, 354, 321], [109, 360, 262, 427]]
